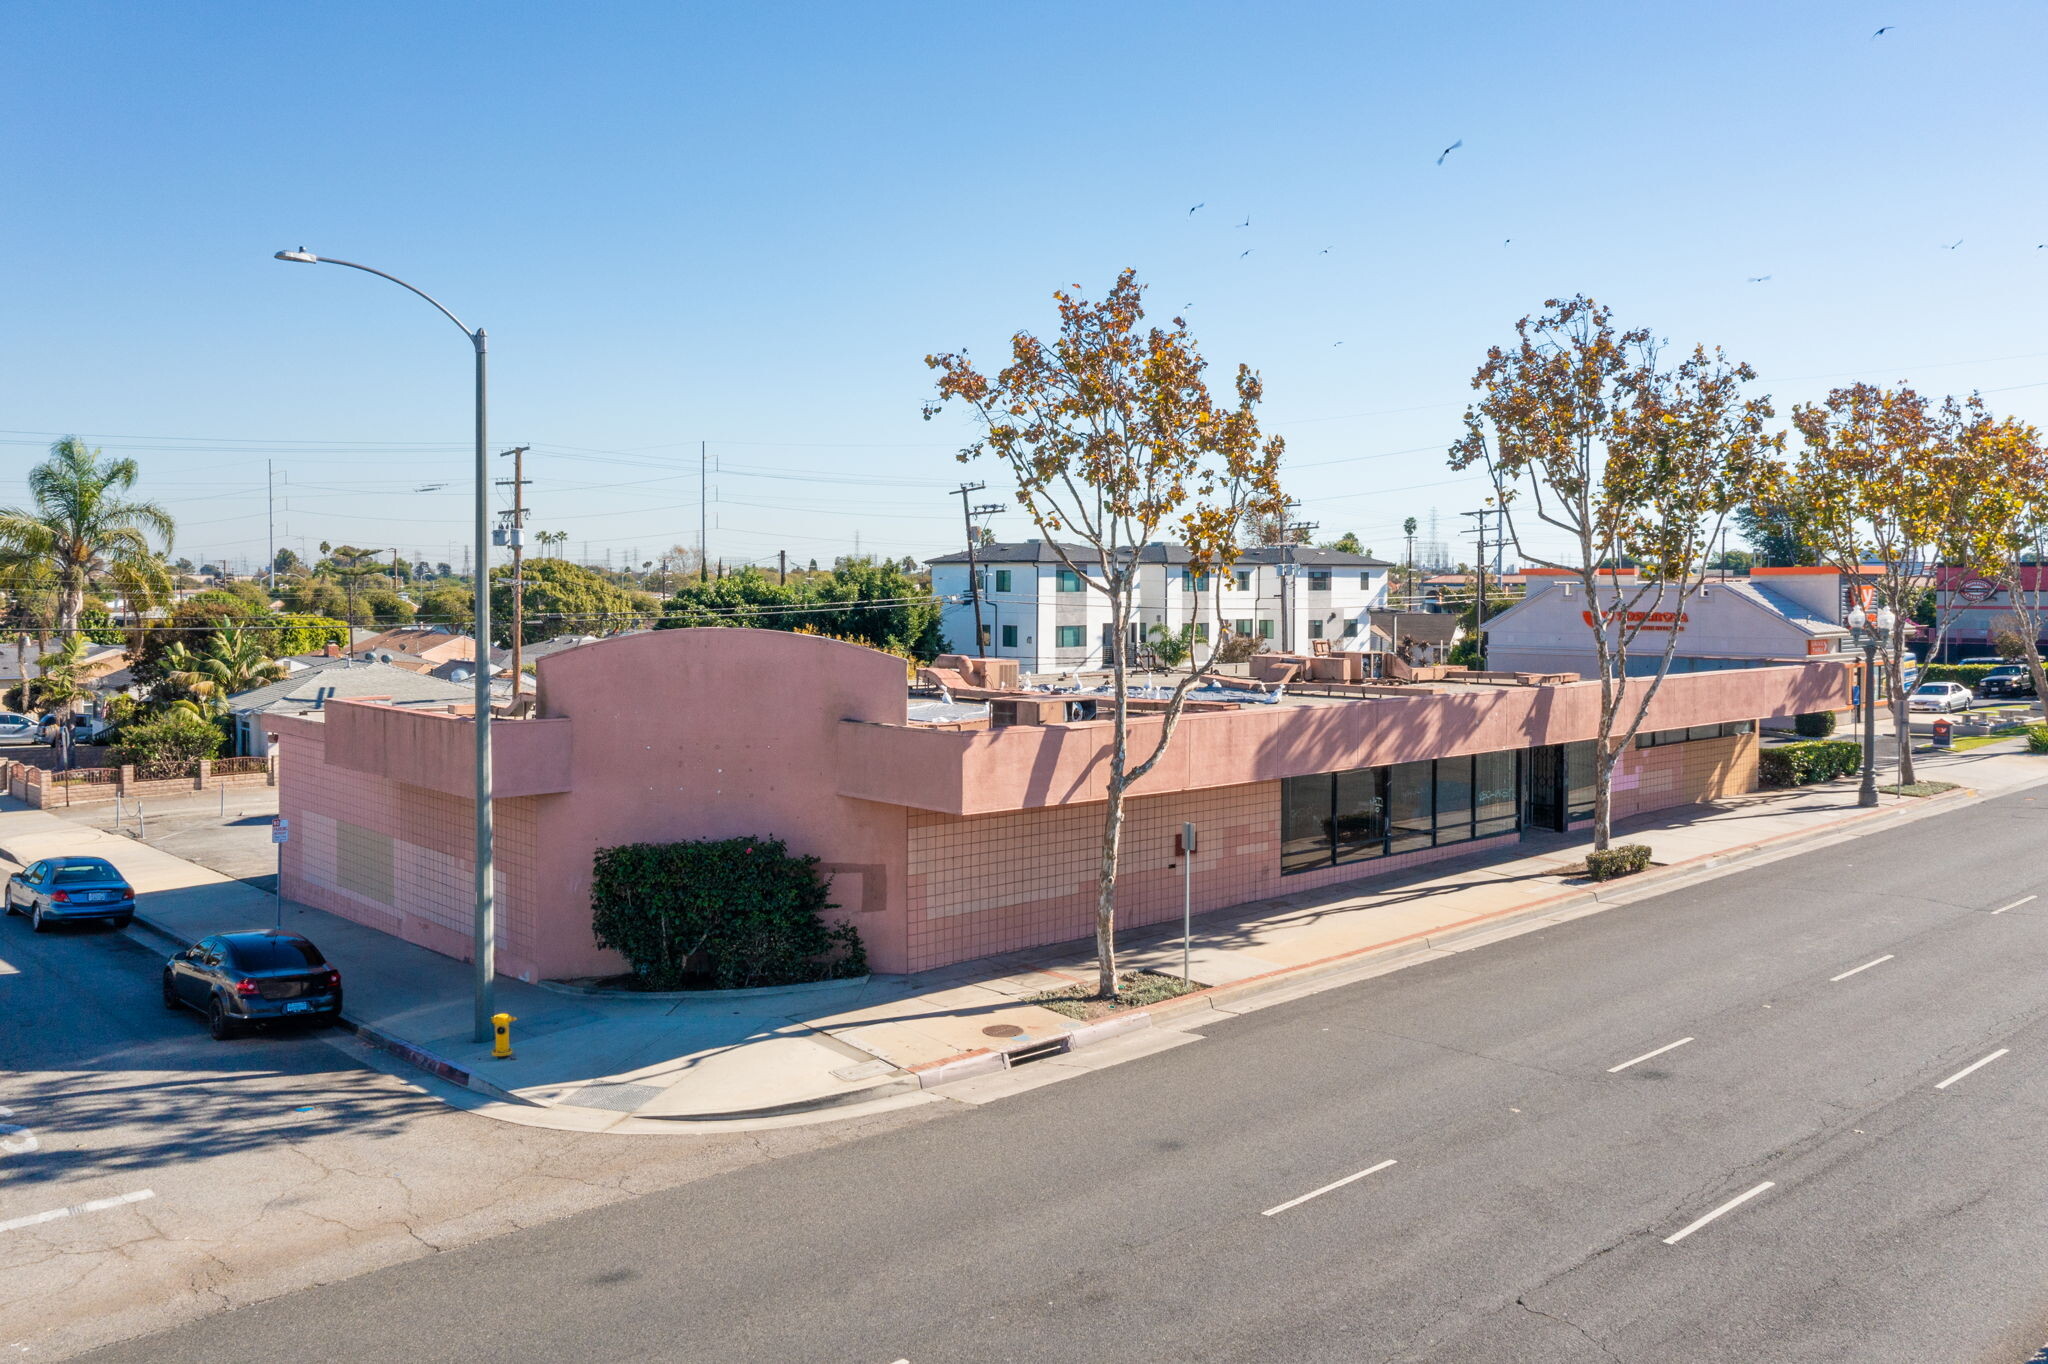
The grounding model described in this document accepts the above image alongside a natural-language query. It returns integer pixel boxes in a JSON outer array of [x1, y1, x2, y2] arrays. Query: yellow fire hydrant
[[492, 1012, 516, 1060]]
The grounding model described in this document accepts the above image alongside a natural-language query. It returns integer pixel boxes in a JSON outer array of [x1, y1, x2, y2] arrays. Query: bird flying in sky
[[1437, 139, 1463, 165], [1942, 239, 1963, 250], [1188, 202, 1204, 215], [1747, 275, 1772, 283], [1872, 25, 1894, 37], [1239, 250, 1253, 258], [1237, 215, 1251, 228]]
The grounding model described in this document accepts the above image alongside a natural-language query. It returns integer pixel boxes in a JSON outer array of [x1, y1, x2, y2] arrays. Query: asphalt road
[[57, 784, 2048, 1363], [0, 912, 930, 1360]]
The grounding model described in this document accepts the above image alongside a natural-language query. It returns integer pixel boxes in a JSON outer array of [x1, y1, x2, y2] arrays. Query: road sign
[[271, 817, 290, 844]]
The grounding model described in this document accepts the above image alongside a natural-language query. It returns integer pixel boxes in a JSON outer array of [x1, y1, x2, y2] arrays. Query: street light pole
[[274, 249, 497, 1043], [1859, 633, 1879, 807]]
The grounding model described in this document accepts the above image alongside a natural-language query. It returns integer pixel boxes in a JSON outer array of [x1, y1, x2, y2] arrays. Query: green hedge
[[1793, 710, 1837, 738], [1758, 739, 1862, 788], [590, 836, 865, 990], [2028, 724, 2048, 755], [1585, 844, 1652, 881], [1920, 664, 2001, 687]]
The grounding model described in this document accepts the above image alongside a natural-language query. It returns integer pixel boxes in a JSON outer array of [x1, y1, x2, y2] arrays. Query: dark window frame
[[1282, 750, 1523, 874]]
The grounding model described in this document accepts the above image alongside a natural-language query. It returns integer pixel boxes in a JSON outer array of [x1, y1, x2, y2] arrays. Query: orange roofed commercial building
[[267, 629, 1849, 984]]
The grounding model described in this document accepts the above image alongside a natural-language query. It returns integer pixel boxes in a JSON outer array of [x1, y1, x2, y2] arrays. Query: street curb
[[914, 783, 1981, 1082], [124, 907, 545, 1109]]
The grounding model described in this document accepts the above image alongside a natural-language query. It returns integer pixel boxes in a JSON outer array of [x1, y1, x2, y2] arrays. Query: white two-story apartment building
[[928, 541, 1394, 672]]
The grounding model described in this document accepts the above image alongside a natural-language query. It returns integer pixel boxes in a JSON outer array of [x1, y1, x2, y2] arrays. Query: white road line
[[1607, 1037, 1694, 1074], [1830, 955, 1895, 982], [1935, 1048, 2010, 1090], [1261, 1159, 1397, 1217], [0, 1189, 155, 1235], [1662, 1181, 1774, 1245], [1992, 895, 2037, 915]]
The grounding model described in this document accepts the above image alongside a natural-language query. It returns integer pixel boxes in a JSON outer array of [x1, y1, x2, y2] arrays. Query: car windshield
[[226, 937, 326, 970], [52, 862, 118, 884], [1913, 684, 1948, 695]]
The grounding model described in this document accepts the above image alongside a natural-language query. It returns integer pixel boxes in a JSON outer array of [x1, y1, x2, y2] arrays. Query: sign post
[[1178, 822, 1198, 982], [270, 817, 290, 928]]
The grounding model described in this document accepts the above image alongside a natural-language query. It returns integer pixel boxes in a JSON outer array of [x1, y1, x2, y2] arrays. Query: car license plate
[[83, 892, 107, 903], [284, 1001, 312, 1014]]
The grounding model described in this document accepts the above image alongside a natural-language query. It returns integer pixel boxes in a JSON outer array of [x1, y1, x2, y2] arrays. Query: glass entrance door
[[1525, 744, 1563, 831]]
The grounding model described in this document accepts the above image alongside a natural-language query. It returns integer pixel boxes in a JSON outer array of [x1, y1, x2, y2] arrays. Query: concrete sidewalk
[[5, 739, 2043, 1133]]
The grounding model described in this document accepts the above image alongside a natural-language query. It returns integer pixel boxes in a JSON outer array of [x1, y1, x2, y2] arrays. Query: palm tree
[[0, 439, 174, 639], [160, 628, 286, 710]]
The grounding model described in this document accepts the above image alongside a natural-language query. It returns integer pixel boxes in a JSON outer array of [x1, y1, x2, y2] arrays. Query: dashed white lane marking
[[1262, 1159, 1398, 1217], [1662, 1181, 1774, 1245], [1607, 1037, 1694, 1074], [0, 1126, 35, 1155], [1935, 1049, 2009, 1090], [0, 1188, 155, 1235], [1830, 955, 1894, 982], [1992, 895, 2037, 915]]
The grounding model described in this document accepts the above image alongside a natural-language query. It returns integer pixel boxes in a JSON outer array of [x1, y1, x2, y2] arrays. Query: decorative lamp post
[[1848, 605, 1896, 807]]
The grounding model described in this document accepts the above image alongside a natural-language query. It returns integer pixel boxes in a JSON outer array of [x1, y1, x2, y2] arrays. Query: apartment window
[[1001, 624, 1018, 648], [1056, 569, 1083, 593], [1258, 619, 1275, 640], [994, 569, 1012, 593], [1307, 570, 1331, 593], [1308, 619, 1324, 640], [1179, 569, 1210, 591], [1194, 622, 1210, 643], [1234, 618, 1254, 636], [1236, 570, 1253, 591], [1343, 621, 1360, 638], [1055, 625, 1084, 648]]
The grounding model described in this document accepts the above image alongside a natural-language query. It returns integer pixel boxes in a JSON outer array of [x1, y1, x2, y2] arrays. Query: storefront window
[[1389, 761, 1435, 855], [1435, 753, 1474, 845], [1333, 769, 1386, 864], [1475, 750, 1519, 837], [1281, 775, 1334, 874]]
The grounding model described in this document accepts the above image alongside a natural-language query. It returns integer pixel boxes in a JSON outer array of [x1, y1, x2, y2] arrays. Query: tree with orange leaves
[[1782, 384, 1976, 786], [1451, 296, 1780, 850], [924, 270, 1287, 999]]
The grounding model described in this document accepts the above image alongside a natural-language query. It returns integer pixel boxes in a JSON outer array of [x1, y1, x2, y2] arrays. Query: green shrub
[[108, 712, 224, 778], [590, 836, 865, 990], [1757, 738, 1862, 788], [1584, 844, 1652, 881], [1920, 664, 1999, 687], [2028, 724, 2048, 755], [1792, 710, 1838, 738]]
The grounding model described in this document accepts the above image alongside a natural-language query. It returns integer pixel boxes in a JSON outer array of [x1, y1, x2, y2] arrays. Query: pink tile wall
[[279, 728, 544, 981], [905, 780, 1515, 972]]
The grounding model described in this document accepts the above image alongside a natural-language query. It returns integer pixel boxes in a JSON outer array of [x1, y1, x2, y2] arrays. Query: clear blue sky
[[6, 1, 2046, 574]]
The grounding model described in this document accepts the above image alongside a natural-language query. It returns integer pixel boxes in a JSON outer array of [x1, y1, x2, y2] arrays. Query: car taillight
[[234, 978, 259, 995], [324, 969, 341, 987], [121, 888, 134, 900], [49, 891, 68, 903]]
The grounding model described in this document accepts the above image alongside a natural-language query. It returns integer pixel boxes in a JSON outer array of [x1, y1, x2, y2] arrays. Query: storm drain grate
[[566, 1082, 664, 1113], [1004, 1039, 1069, 1067]]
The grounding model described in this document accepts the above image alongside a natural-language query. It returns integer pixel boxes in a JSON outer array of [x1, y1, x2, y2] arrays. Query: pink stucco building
[[269, 629, 1850, 983]]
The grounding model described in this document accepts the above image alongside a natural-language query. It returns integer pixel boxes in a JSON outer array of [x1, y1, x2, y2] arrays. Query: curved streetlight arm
[[274, 251, 480, 345]]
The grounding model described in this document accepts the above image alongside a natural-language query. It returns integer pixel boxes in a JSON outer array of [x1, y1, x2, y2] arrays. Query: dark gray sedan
[[162, 930, 344, 1039], [3, 856, 135, 931]]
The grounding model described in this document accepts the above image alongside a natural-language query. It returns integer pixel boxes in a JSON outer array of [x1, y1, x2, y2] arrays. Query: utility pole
[[496, 446, 530, 693], [700, 440, 709, 583], [778, 549, 787, 586], [954, 483, 1006, 656], [1277, 502, 1316, 654], [266, 460, 276, 591]]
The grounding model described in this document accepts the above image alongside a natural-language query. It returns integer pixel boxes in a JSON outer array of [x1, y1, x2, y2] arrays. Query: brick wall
[[280, 728, 544, 980]]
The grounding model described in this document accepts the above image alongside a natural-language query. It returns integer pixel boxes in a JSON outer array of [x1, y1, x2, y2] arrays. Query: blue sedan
[[4, 856, 135, 931], [161, 931, 344, 1039]]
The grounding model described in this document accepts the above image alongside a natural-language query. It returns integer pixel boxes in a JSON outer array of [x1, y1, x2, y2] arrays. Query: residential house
[[227, 658, 476, 758]]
